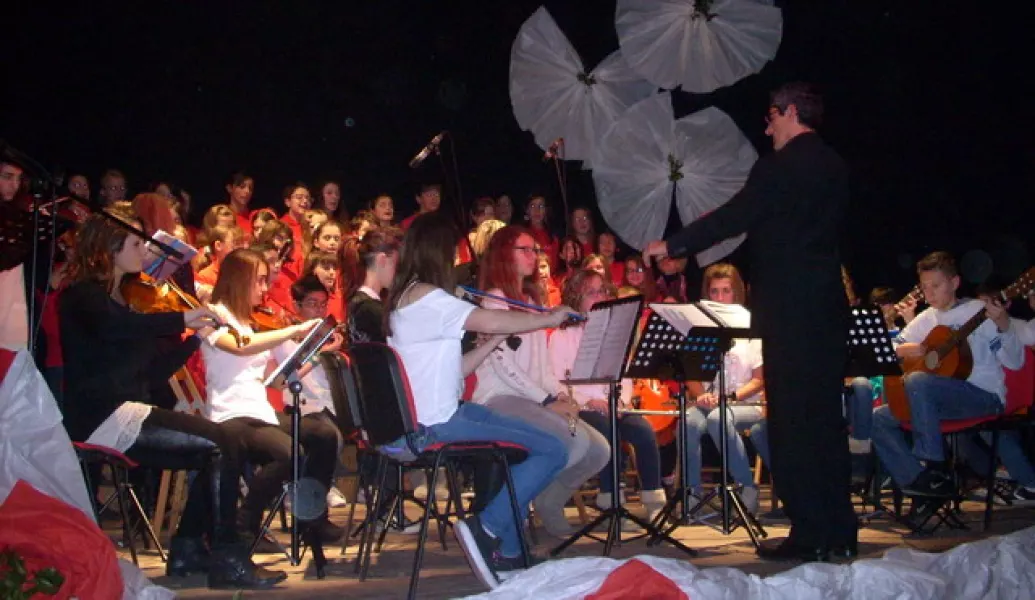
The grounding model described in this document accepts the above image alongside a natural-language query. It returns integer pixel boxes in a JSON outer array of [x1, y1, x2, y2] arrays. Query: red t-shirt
[[235, 211, 252, 237], [529, 226, 559, 270], [609, 261, 625, 287]]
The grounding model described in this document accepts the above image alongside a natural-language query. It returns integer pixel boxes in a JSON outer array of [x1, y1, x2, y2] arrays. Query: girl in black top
[[59, 208, 285, 590], [345, 227, 401, 345]]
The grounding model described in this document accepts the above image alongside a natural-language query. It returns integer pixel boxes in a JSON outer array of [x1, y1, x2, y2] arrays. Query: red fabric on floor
[[586, 559, 689, 600], [0, 480, 123, 600]]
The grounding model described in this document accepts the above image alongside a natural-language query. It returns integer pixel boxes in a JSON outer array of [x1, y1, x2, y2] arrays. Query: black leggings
[[130, 408, 246, 543], [227, 413, 340, 516]]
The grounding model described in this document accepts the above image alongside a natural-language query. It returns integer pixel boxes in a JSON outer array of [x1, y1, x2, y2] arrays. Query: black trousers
[[763, 330, 857, 547], [227, 412, 339, 517], [131, 408, 246, 543]]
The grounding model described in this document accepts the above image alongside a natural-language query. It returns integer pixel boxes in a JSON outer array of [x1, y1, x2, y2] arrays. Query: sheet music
[[649, 302, 751, 336], [648, 303, 714, 337], [698, 300, 751, 330], [570, 307, 610, 380], [595, 301, 641, 380], [143, 230, 198, 281]]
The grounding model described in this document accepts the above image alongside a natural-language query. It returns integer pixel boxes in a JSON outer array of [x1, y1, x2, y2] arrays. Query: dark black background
[[3, 1, 1032, 297]]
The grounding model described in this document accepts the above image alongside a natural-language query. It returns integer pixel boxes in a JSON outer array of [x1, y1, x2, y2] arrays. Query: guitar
[[885, 267, 1035, 421]]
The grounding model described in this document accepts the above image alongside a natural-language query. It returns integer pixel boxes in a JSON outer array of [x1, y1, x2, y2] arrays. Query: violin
[[120, 273, 249, 347], [251, 305, 300, 332]]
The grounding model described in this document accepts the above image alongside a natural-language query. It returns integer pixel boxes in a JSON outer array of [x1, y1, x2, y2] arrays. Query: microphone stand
[[436, 134, 465, 230], [546, 142, 568, 221]]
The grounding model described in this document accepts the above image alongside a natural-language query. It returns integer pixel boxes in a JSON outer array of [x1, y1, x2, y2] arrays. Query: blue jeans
[[683, 404, 764, 491], [579, 411, 661, 493], [426, 403, 568, 556], [872, 372, 1003, 486], [747, 420, 771, 468], [846, 377, 875, 441], [957, 431, 1035, 488]]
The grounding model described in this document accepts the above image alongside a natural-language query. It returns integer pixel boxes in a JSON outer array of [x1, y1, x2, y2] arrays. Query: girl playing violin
[[200, 248, 344, 546], [59, 208, 286, 589], [385, 212, 570, 588]]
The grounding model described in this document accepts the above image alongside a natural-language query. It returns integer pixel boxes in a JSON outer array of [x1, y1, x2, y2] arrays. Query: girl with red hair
[[470, 225, 609, 537]]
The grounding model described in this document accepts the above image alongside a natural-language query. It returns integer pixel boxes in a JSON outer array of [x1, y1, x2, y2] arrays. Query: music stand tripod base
[[548, 381, 697, 558], [626, 307, 766, 550]]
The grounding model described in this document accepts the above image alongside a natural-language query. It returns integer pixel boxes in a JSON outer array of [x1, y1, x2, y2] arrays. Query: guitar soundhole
[[924, 351, 940, 370]]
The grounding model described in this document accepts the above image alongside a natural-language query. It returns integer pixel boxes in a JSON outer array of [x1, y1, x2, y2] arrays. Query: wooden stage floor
[[130, 492, 1035, 599]]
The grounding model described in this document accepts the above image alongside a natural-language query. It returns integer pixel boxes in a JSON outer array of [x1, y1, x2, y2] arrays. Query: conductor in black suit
[[643, 83, 857, 561]]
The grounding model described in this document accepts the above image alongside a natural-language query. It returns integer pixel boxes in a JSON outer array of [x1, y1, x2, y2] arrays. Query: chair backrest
[[346, 342, 420, 447], [320, 351, 364, 440], [1004, 348, 1035, 414]]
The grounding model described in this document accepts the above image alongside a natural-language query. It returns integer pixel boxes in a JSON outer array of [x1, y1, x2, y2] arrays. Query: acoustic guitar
[[885, 267, 1035, 421]]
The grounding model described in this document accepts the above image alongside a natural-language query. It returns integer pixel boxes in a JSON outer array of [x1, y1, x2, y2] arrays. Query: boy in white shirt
[[871, 252, 1024, 498]]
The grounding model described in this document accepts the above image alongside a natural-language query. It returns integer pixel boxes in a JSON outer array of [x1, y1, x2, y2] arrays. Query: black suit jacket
[[665, 132, 848, 339]]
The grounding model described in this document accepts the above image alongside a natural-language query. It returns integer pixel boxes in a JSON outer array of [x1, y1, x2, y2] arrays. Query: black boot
[[207, 543, 288, 590], [166, 536, 210, 577], [312, 513, 345, 543]]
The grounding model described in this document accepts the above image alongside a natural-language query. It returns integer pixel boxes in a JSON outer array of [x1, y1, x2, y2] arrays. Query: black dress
[[665, 132, 856, 548]]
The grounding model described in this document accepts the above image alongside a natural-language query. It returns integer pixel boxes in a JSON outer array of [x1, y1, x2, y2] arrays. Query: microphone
[[408, 131, 446, 168], [542, 137, 564, 161]]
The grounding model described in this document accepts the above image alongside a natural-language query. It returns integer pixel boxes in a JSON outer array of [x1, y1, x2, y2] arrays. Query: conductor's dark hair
[[771, 82, 824, 129]]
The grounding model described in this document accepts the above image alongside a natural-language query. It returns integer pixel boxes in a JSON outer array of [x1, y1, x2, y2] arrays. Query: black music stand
[[629, 303, 766, 550], [549, 296, 697, 558], [260, 315, 341, 579], [844, 305, 902, 517]]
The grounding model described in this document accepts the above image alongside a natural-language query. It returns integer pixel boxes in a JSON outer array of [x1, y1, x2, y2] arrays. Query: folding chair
[[347, 342, 531, 600]]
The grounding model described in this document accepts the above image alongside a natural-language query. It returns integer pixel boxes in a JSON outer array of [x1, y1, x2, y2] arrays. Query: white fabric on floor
[[464, 525, 1035, 599]]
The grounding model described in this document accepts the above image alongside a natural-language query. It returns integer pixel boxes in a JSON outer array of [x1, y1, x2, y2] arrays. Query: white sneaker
[[327, 486, 348, 508]]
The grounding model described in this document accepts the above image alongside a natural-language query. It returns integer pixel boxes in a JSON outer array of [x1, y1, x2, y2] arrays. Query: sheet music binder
[[264, 315, 340, 388]]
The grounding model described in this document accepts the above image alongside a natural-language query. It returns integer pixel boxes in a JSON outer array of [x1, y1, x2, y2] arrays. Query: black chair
[[346, 342, 531, 599], [320, 351, 379, 559], [75, 442, 168, 566]]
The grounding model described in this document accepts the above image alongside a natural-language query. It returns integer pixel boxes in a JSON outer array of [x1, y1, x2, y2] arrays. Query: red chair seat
[[422, 441, 527, 453], [73, 441, 139, 468]]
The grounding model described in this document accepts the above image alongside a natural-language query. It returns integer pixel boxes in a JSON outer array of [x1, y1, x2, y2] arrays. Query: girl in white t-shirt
[[682, 263, 765, 513], [200, 248, 343, 546], [470, 225, 610, 537], [385, 212, 571, 590]]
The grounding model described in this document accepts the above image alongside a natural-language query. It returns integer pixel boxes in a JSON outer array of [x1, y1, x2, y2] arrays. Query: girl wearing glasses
[[469, 226, 610, 538]]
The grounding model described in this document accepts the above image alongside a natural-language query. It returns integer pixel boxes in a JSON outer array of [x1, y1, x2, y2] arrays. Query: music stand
[[259, 315, 341, 579], [843, 305, 902, 517], [630, 302, 766, 550], [549, 295, 697, 558]]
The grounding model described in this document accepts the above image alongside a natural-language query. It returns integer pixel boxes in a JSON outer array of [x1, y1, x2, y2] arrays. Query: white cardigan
[[470, 289, 565, 405]]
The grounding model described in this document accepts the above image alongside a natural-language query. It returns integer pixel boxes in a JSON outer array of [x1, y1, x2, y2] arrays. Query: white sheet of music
[[595, 301, 641, 380], [570, 300, 642, 381], [697, 300, 751, 330], [570, 307, 609, 380], [648, 302, 751, 337]]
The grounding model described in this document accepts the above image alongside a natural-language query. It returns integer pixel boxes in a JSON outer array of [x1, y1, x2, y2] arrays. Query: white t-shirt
[[897, 299, 1024, 401], [201, 303, 280, 425], [1013, 318, 1035, 348], [548, 325, 633, 407], [388, 288, 475, 426], [712, 338, 763, 400], [471, 288, 564, 406], [274, 340, 335, 416]]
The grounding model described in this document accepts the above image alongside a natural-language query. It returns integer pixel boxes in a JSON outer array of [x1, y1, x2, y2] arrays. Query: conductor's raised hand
[[637, 239, 670, 266]]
